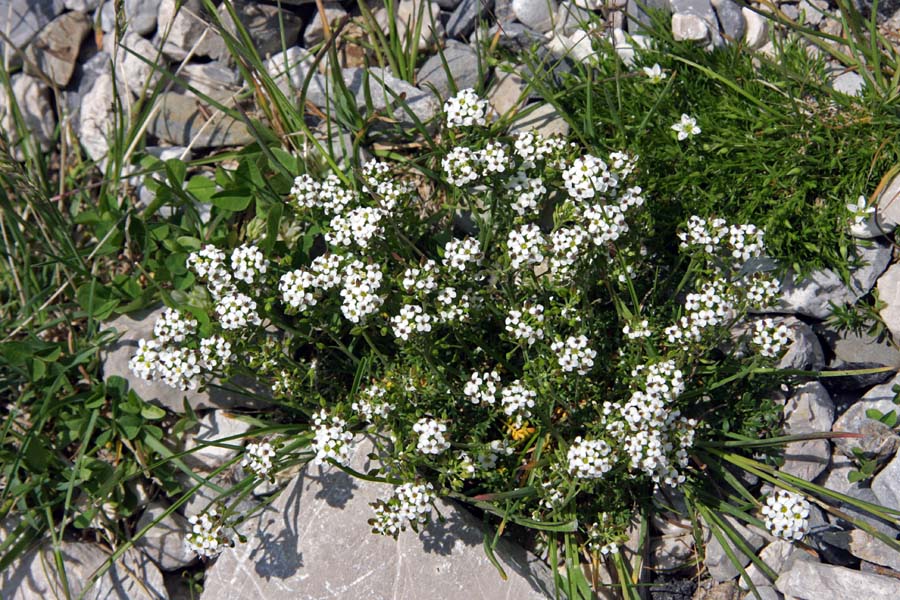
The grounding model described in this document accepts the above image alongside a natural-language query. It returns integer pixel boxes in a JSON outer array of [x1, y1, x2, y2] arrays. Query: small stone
[[489, 65, 529, 116], [416, 41, 480, 100], [178, 61, 242, 98], [484, 21, 545, 52], [198, 438, 557, 599], [672, 13, 710, 41], [217, 0, 303, 58], [774, 269, 853, 319], [738, 539, 800, 590], [742, 7, 769, 49], [134, 501, 196, 570], [0, 0, 64, 64], [512, 0, 558, 32], [547, 29, 596, 61], [24, 11, 91, 87], [671, 0, 720, 42], [693, 579, 742, 600], [872, 452, 900, 511], [775, 559, 900, 599], [1, 541, 168, 599], [785, 381, 835, 433], [626, 0, 670, 32], [101, 0, 161, 35], [65, 0, 101, 10], [778, 317, 825, 372], [555, 1, 593, 36], [873, 170, 900, 235], [799, 0, 828, 26], [703, 515, 767, 582], [105, 31, 164, 97], [877, 262, 900, 339], [303, 2, 348, 47], [510, 102, 570, 137], [101, 308, 272, 413], [0, 74, 56, 156], [448, 0, 495, 39], [849, 530, 900, 571], [651, 532, 694, 570], [374, 0, 444, 51], [78, 72, 116, 164], [832, 373, 900, 461], [265, 46, 315, 97], [711, 0, 745, 42], [832, 71, 866, 97], [157, 0, 224, 61], [818, 324, 900, 389], [183, 411, 252, 471], [149, 92, 254, 147]]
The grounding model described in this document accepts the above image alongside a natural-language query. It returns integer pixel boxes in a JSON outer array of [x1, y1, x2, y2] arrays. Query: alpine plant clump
[[137, 88, 802, 560]]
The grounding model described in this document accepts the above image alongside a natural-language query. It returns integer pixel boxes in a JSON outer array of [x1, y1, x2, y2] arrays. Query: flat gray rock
[[199, 438, 556, 600], [218, 0, 303, 58], [101, 0, 160, 35], [1, 541, 168, 599], [877, 262, 900, 339], [0, 0, 64, 61], [510, 103, 570, 137], [711, 0, 745, 41], [703, 515, 767, 582], [872, 451, 900, 511], [849, 530, 900, 571], [832, 373, 900, 461], [101, 308, 272, 413], [778, 317, 825, 371], [448, 0, 494, 39], [149, 92, 254, 148], [775, 558, 900, 599], [135, 501, 197, 571], [512, 0, 558, 32], [782, 383, 833, 482], [417, 41, 481, 100]]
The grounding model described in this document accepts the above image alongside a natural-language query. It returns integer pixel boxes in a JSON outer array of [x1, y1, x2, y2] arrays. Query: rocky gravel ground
[[2, 0, 900, 599]]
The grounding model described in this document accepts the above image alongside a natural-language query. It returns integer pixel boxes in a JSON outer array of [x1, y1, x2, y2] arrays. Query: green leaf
[[210, 188, 252, 211], [141, 404, 167, 420], [866, 408, 885, 421], [165, 158, 187, 187], [76, 282, 120, 320], [187, 176, 217, 203], [848, 470, 866, 483]]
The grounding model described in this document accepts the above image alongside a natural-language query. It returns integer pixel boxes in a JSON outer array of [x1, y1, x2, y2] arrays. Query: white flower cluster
[[846, 195, 874, 226], [442, 146, 481, 187], [551, 335, 596, 375], [352, 384, 393, 421], [370, 482, 436, 537], [402, 260, 438, 295], [199, 335, 232, 371], [185, 509, 229, 558], [605, 361, 695, 486], [664, 278, 734, 347], [413, 417, 450, 455], [567, 436, 615, 479], [312, 410, 354, 466], [562, 154, 618, 200], [623, 320, 652, 340], [678, 216, 765, 263], [279, 269, 317, 312], [186, 245, 232, 296], [231, 244, 269, 285], [153, 307, 197, 345], [505, 172, 546, 216], [216, 292, 261, 330], [340, 260, 383, 323], [443, 237, 482, 271], [444, 88, 489, 128], [513, 130, 568, 169], [436, 286, 470, 322], [326, 206, 385, 249], [242, 441, 276, 478], [750, 318, 790, 358], [761, 490, 810, 541], [505, 303, 545, 345], [500, 380, 536, 420], [746, 276, 780, 307], [390, 303, 433, 341], [362, 160, 413, 210], [549, 226, 589, 278], [156, 346, 202, 391], [463, 370, 500, 405], [482, 141, 510, 174], [507, 224, 545, 270]]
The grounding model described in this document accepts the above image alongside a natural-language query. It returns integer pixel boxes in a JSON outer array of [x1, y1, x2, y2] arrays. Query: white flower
[[185, 508, 230, 558], [551, 335, 596, 375], [643, 63, 667, 84], [750, 318, 790, 358], [671, 114, 701, 140], [312, 410, 354, 466], [500, 381, 536, 418], [129, 338, 160, 381], [505, 303, 545, 345], [847, 195, 875, 225], [216, 292, 261, 330], [761, 490, 810, 541], [242, 442, 276, 478], [507, 224, 544, 270], [199, 335, 232, 370], [444, 88, 490, 128], [390, 304, 433, 341], [562, 154, 618, 200], [567, 436, 614, 479], [442, 146, 482, 187], [339, 260, 383, 323], [370, 482, 436, 537], [463, 370, 501, 405], [153, 308, 197, 345], [443, 237, 482, 271], [413, 418, 450, 455], [279, 269, 317, 312]]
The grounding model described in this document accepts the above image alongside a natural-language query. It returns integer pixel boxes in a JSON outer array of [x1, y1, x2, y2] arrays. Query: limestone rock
[[183, 411, 252, 471], [101, 308, 272, 413], [1, 541, 168, 599], [0, 0, 64, 64], [149, 92, 253, 147], [266, 46, 315, 97], [626, 0, 670, 32], [832, 374, 900, 461], [78, 72, 116, 164], [512, 0, 558, 32], [672, 13, 709, 41], [849, 530, 900, 571], [217, 0, 303, 58], [703, 515, 767, 582], [877, 262, 900, 339], [742, 7, 769, 49], [778, 317, 825, 371], [832, 71, 865, 97], [448, 0, 494, 39], [738, 539, 801, 590], [489, 65, 530, 116], [199, 438, 556, 599], [780, 381, 834, 481], [101, 0, 161, 35], [775, 558, 900, 599], [555, 1, 593, 36], [0, 74, 56, 155], [24, 11, 91, 87], [510, 102, 570, 138], [157, 0, 225, 61], [303, 2, 348, 47], [105, 31, 165, 97], [711, 0, 745, 42], [671, 0, 721, 45], [417, 41, 481, 100], [374, 0, 444, 51], [178, 61, 242, 98], [872, 452, 900, 511], [134, 501, 196, 571]]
